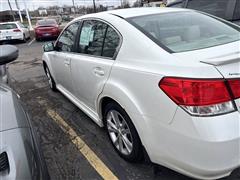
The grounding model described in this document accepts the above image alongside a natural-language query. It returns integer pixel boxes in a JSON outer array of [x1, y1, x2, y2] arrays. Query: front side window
[[56, 22, 80, 52], [128, 12, 240, 53], [79, 20, 107, 56]]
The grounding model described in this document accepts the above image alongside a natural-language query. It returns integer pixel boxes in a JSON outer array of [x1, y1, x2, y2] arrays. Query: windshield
[[0, 23, 17, 30], [128, 12, 240, 53], [37, 19, 57, 26]]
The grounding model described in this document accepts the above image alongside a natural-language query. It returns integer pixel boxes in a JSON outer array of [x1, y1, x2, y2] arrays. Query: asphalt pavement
[[5, 39, 240, 180]]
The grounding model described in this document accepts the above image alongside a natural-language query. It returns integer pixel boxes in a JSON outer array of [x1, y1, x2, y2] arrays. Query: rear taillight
[[228, 79, 240, 99], [13, 29, 21, 32], [159, 77, 236, 116]]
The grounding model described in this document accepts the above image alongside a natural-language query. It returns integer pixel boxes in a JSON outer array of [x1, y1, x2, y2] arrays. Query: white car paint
[[0, 22, 30, 41], [42, 8, 240, 179]]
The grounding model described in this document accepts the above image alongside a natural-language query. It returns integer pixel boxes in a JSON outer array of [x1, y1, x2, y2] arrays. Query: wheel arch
[[42, 53, 56, 80], [97, 83, 148, 147]]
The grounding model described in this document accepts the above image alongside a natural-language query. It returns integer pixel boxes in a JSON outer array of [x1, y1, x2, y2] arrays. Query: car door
[[49, 22, 80, 94], [70, 20, 121, 110]]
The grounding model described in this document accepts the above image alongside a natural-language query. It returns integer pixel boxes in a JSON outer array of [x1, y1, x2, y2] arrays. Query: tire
[[22, 34, 27, 43], [104, 102, 143, 162], [44, 65, 57, 91]]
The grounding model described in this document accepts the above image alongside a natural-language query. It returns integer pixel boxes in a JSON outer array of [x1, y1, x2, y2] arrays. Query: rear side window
[[0, 23, 17, 30], [102, 26, 120, 58], [37, 19, 57, 26], [186, 0, 231, 19], [56, 22, 80, 52], [128, 12, 240, 53]]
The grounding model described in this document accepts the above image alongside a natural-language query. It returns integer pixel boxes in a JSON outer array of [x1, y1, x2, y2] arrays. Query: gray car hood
[[0, 84, 29, 132]]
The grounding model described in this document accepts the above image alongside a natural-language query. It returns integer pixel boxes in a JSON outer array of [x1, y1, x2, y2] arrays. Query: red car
[[35, 19, 60, 41]]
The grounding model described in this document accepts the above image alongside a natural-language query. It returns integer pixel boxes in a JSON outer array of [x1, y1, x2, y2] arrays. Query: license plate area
[[6, 36, 12, 40], [43, 33, 51, 36]]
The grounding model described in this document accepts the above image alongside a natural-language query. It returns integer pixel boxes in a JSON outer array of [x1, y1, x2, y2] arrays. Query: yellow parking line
[[47, 109, 118, 180]]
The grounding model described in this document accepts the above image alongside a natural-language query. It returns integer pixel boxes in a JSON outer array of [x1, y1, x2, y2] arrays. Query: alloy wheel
[[106, 110, 133, 155], [45, 68, 53, 89]]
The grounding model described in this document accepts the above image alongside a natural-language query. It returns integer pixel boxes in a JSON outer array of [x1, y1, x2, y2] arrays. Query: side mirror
[[43, 42, 55, 52], [0, 45, 19, 65]]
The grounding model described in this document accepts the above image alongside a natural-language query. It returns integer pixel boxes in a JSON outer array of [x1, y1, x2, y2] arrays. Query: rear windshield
[[37, 19, 57, 26], [128, 12, 240, 53], [0, 23, 17, 30]]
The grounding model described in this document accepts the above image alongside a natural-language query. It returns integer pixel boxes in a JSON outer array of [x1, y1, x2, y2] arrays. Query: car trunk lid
[[0, 23, 21, 39], [173, 41, 240, 112], [200, 52, 240, 112], [200, 51, 240, 78]]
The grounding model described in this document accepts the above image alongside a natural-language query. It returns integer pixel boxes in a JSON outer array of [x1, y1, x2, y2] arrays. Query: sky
[[0, 0, 134, 11]]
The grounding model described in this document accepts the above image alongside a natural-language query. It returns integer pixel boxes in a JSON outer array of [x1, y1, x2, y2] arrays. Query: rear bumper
[[35, 32, 59, 39], [0, 34, 24, 41], [141, 109, 240, 179]]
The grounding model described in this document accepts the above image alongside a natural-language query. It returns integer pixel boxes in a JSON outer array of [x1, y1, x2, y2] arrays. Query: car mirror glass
[[43, 42, 55, 52], [0, 45, 19, 65]]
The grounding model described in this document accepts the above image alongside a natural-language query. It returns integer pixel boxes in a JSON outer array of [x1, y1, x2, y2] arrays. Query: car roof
[[78, 7, 190, 20], [108, 7, 187, 18]]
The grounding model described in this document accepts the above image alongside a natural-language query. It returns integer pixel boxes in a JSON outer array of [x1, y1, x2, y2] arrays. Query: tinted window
[[233, 0, 240, 20], [129, 12, 240, 53], [18, 23, 25, 28], [37, 19, 57, 26], [56, 22, 80, 52], [79, 20, 107, 56], [0, 23, 17, 30], [102, 26, 120, 58], [187, 0, 231, 19]]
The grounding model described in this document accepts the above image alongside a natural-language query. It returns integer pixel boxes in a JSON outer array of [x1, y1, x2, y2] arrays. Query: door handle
[[93, 67, 105, 76]]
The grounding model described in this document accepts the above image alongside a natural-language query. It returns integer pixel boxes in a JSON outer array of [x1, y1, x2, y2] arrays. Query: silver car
[[0, 45, 49, 180]]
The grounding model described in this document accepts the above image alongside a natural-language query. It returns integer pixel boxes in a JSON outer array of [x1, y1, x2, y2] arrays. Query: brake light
[[159, 77, 236, 116], [13, 29, 21, 32], [228, 79, 240, 99]]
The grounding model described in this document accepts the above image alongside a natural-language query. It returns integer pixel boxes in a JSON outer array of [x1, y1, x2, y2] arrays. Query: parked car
[[35, 19, 60, 41], [61, 15, 74, 22], [42, 8, 240, 180], [0, 22, 30, 42], [0, 45, 50, 180], [167, 0, 240, 25]]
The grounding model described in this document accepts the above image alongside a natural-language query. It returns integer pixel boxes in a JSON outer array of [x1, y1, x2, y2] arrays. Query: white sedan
[[0, 22, 30, 42], [42, 8, 240, 180]]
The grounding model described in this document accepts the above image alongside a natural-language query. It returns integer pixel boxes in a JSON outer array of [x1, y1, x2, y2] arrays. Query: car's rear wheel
[[22, 34, 27, 42], [45, 65, 57, 91], [104, 102, 143, 162]]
